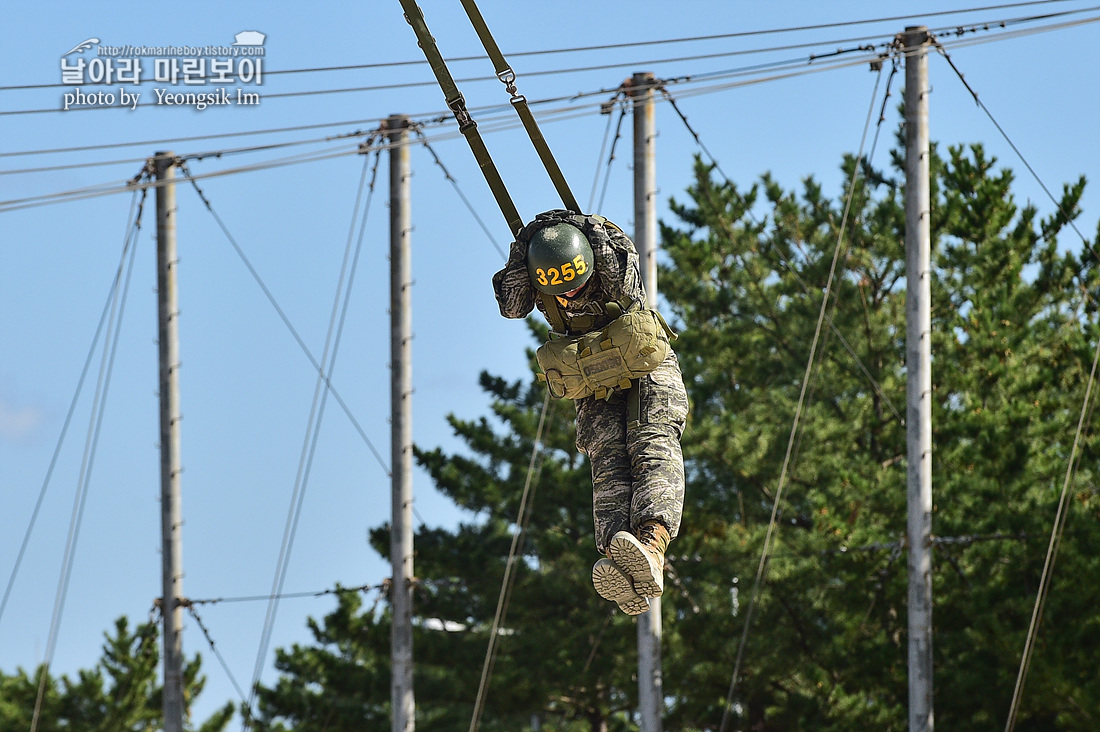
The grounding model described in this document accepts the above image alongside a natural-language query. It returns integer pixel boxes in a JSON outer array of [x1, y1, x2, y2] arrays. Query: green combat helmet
[[526, 222, 595, 295]]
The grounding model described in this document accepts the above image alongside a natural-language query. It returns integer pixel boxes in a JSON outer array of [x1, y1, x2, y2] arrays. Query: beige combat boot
[[607, 520, 670, 598], [591, 558, 649, 615]]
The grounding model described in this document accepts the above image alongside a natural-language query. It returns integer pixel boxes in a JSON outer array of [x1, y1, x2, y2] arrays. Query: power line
[[0, 52, 894, 212], [4, 7, 1094, 118], [412, 126, 506, 258], [3, 10, 1090, 180], [3, 14, 1095, 215], [0, 1, 1081, 93]]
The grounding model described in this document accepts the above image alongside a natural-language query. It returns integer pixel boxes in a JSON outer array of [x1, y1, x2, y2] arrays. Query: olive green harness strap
[[398, 0, 524, 238], [457, 0, 582, 215], [400, 0, 582, 235]]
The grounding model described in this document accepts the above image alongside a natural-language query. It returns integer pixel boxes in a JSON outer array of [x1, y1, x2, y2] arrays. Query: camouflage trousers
[[575, 350, 689, 555]]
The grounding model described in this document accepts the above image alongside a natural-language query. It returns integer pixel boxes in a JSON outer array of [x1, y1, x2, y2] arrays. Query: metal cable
[[718, 58, 885, 732], [243, 145, 383, 726], [469, 390, 552, 732], [176, 160, 390, 474], [4, 17, 1088, 212], [586, 96, 619, 213], [412, 127, 506, 258], [0, 184, 148, 626], [1005, 324, 1100, 731], [1, 0, 1085, 93], [30, 184, 146, 732], [932, 36, 1100, 263]]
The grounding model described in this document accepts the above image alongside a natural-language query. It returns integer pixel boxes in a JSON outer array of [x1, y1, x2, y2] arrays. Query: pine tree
[[254, 137, 1099, 731], [0, 616, 234, 732]]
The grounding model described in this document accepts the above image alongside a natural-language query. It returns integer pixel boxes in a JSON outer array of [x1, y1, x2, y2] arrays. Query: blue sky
[[2, 1, 1098, 728]]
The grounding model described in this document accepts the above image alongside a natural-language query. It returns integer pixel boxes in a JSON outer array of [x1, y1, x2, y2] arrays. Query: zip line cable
[[469, 390, 552, 732], [0, 185, 149, 627], [30, 185, 146, 732], [0, 0, 1083, 94], [176, 159, 390, 475], [239, 145, 383, 727], [718, 59, 886, 732], [1005, 329, 1100, 731]]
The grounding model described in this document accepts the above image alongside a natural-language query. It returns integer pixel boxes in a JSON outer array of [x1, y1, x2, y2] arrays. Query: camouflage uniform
[[493, 213, 688, 554]]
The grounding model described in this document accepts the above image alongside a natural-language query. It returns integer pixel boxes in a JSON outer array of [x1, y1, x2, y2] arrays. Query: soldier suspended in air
[[493, 209, 689, 615]]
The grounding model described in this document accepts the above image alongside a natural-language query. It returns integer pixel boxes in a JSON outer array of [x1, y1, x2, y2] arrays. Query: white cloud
[[0, 399, 45, 441]]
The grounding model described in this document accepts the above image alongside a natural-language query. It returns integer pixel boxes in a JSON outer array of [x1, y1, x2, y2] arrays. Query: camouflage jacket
[[492, 212, 646, 336]]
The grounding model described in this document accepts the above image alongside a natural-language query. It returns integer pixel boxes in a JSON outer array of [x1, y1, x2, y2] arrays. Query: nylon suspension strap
[[399, 0, 582, 237], [398, 0, 523, 237], [457, 0, 581, 215]]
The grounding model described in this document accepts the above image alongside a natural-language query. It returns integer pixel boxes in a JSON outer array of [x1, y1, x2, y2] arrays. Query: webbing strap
[[458, 0, 582, 214], [540, 294, 569, 334], [398, 0, 524, 237]]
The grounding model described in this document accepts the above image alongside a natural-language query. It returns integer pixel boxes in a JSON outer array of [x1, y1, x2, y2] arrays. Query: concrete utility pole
[[155, 151, 185, 732], [903, 27, 934, 732], [632, 71, 663, 732], [388, 115, 416, 732]]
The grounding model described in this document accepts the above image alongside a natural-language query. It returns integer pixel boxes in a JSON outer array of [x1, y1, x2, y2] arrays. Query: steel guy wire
[[0, 183, 148, 627], [586, 93, 620, 213], [1005, 321, 1100, 731], [469, 390, 552, 732], [175, 159, 390, 474], [245, 146, 382, 724], [932, 35, 1100, 264], [185, 603, 251, 705], [658, 75, 906, 428], [718, 59, 884, 732], [412, 126, 506, 258], [30, 182, 145, 732], [592, 102, 629, 215]]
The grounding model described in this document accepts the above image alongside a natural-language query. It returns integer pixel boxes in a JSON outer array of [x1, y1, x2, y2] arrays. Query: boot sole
[[608, 531, 664, 598], [592, 559, 649, 616]]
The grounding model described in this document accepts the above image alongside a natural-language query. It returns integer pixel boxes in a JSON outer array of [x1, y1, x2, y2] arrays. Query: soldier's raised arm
[[492, 238, 536, 319]]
